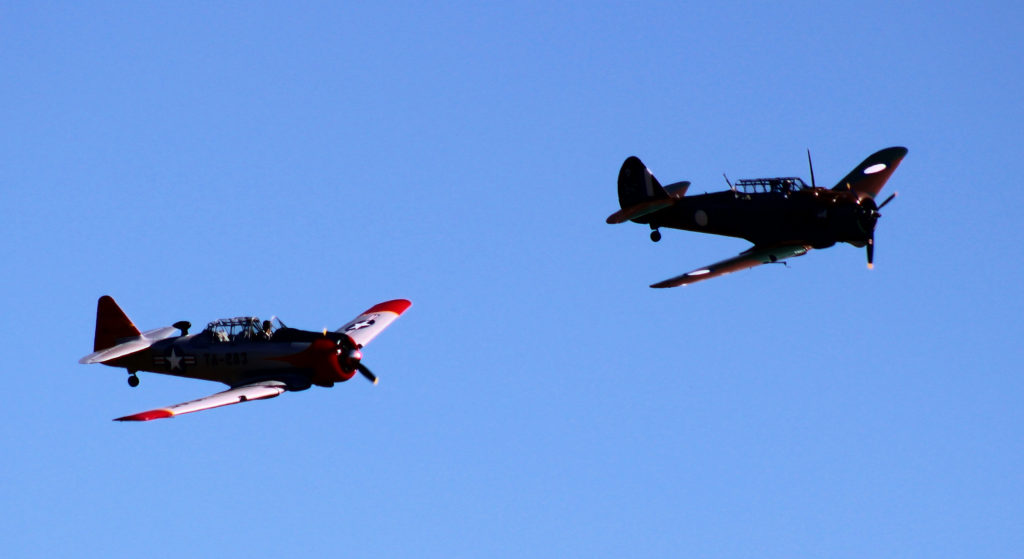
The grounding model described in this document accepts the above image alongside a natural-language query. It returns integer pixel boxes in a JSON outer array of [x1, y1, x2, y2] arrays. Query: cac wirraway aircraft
[[607, 147, 907, 287], [80, 296, 411, 421]]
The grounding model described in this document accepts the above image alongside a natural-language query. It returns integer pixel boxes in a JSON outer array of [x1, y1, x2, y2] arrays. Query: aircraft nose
[[855, 198, 879, 233]]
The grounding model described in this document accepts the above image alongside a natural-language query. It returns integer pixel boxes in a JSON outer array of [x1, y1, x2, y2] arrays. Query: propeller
[[356, 362, 378, 384], [805, 147, 897, 270], [343, 349, 378, 385], [863, 192, 897, 269], [877, 191, 897, 210], [328, 332, 379, 384]]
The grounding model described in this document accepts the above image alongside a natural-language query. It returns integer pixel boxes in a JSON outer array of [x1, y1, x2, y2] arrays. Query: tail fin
[[607, 156, 682, 224], [93, 296, 140, 351], [832, 147, 908, 199], [618, 156, 669, 209]]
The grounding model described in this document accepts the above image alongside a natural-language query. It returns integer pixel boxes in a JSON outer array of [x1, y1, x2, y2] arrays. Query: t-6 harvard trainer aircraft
[[80, 296, 411, 421], [607, 147, 907, 287]]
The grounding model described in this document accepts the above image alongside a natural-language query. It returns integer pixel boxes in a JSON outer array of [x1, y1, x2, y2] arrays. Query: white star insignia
[[346, 315, 378, 332], [167, 349, 183, 370]]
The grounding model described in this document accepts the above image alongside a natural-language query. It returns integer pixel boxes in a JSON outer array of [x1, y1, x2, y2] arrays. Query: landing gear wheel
[[128, 374, 140, 387], [650, 230, 662, 242]]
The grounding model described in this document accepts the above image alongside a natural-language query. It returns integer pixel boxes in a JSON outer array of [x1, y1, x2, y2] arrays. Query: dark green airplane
[[607, 147, 907, 287]]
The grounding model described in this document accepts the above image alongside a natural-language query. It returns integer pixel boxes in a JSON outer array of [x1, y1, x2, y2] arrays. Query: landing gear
[[650, 229, 662, 242], [127, 371, 140, 387]]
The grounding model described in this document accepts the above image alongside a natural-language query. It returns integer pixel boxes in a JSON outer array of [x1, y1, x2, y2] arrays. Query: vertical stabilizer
[[93, 296, 140, 351], [617, 156, 669, 209]]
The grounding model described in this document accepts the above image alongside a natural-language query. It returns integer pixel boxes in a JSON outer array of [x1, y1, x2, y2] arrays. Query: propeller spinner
[[328, 332, 378, 384], [341, 346, 378, 384]]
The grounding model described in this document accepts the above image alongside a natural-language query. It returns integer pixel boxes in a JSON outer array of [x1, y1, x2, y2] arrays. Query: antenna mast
[[807, 149, 817, 188]]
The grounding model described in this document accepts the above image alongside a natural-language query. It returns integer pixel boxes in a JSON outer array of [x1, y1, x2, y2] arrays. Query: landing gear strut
[[127, 371, 140, 387]]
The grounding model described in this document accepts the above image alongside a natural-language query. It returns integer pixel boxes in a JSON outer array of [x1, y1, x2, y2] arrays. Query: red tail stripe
[[94, 295, 141, 351]]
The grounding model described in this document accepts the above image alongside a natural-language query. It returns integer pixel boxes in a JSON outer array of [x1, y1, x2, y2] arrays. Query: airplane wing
[[831, 146, 908, 199], [336, 299, 412, 347], [650, 244, 811, 288], [114, 381, 287, 421], [79, 326, 180, 364]]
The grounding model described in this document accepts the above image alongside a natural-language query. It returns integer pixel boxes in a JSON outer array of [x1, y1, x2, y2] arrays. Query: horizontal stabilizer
[[663, 181, 691, 199], [606, 198, 676, 224], [79, 326, 179, 364]]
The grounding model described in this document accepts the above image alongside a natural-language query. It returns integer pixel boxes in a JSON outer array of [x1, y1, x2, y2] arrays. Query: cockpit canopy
[[736, 177, 808, 194], [203, 317, 282, 343]]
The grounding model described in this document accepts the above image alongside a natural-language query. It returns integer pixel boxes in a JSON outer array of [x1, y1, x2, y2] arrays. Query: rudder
[[618, 156, 669, 210], [93, 296, 140, 351]]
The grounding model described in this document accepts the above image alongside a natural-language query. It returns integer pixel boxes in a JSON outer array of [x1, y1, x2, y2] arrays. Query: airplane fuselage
[[636, 187, 876, 249], [81, 296, 410, 420], [609, 147, 906, 286], [107, 329, 357, 390]]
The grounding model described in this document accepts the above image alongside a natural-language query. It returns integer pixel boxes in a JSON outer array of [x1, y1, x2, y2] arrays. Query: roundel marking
[[695, 210, 709, 227], [864, 163, 887, 175]]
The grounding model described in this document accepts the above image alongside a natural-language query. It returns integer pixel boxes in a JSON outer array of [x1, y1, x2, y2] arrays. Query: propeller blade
[[866, 236, 875, 269], [356, 362, 378, 385], [877, 191, 897, 210]]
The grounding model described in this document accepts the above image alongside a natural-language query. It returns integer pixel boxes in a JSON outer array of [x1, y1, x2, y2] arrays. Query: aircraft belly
[[107, 352, 155, 373]]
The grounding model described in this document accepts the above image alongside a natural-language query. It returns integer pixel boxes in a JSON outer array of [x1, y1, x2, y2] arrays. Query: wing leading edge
[[114, 381, 287, 421], [651, 244, 811, 288]]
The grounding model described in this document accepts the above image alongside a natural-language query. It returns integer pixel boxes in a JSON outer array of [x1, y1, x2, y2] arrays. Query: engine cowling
[[827, 195, 877, 247]]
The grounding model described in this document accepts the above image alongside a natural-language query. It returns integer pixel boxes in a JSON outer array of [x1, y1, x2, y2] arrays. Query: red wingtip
[[115, 409, 174, 422], [364, 299, 412, 315]]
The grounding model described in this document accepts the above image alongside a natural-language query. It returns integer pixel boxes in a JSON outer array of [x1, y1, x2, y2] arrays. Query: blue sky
[[2, 2, 1022, 557]]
